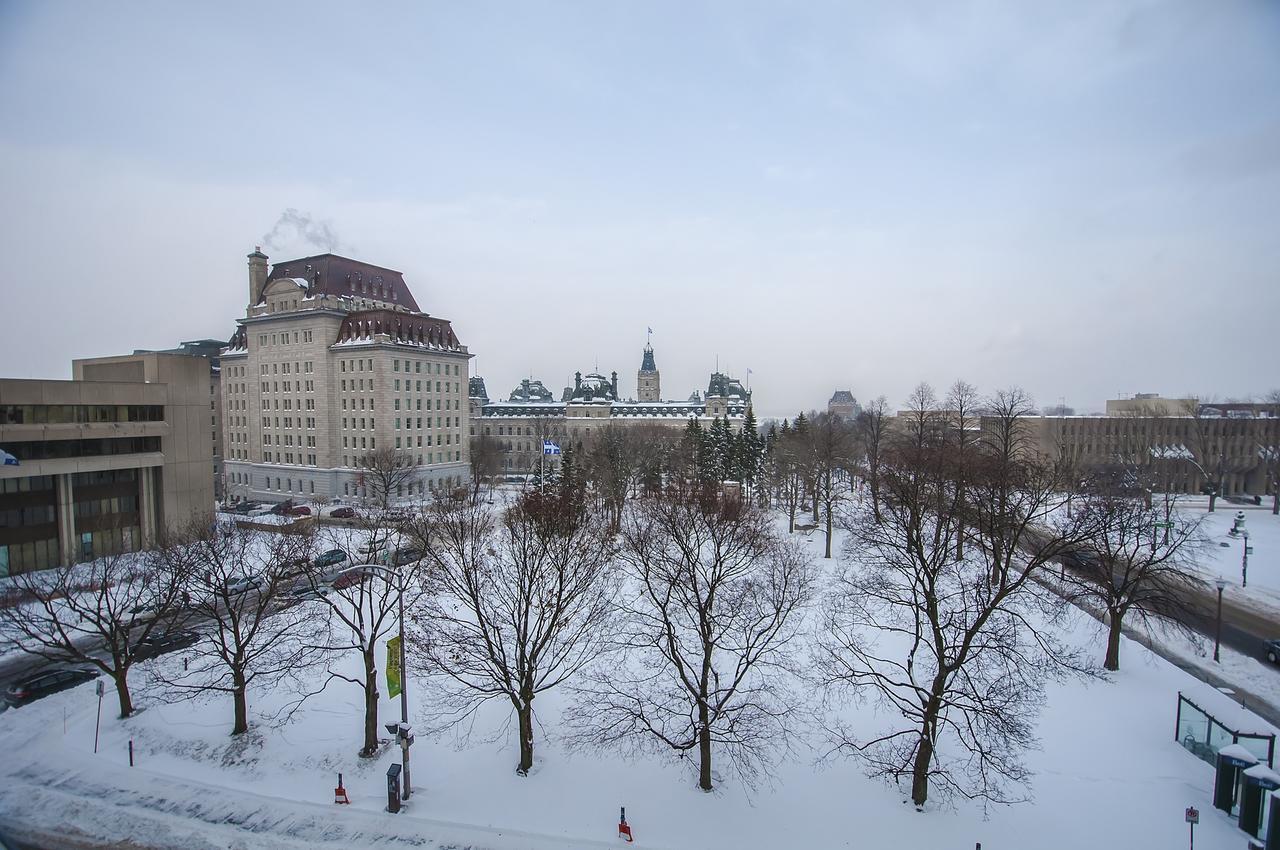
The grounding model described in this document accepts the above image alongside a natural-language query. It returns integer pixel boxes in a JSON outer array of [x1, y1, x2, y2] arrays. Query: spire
[[640, 343, 657, 373]]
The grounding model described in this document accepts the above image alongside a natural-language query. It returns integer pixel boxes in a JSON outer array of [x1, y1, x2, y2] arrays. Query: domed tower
[[638, 343, 660, 402]]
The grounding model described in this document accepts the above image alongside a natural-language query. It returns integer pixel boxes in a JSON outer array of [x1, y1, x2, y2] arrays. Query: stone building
[[219, 249, 472, 504], [469, 343, 752, 477], [0, 353, 214, 575], [828, 390, 860, 420], [131, 339, 225, 499]]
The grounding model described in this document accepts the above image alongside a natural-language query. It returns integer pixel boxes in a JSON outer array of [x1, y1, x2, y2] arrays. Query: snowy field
[[0, 514, 1273, 850], [1178, 499, 1280, 607]]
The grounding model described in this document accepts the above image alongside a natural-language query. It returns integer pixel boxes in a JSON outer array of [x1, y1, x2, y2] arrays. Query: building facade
[[0, 353, 214, 575], [469, 344, 752, 476], [219, 250, 472, 504], [828, 390, 860, 420]]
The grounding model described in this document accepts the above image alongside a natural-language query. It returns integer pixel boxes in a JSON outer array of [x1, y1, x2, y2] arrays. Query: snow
[[0, 511, 1274, 849], [1180, 501, 1280, 604]]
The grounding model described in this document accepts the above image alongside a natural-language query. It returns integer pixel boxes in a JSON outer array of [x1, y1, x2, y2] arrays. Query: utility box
[[1215, 744, 1260, 814], [386, 763, 402, 813], [1239, 764, 1280, 839]]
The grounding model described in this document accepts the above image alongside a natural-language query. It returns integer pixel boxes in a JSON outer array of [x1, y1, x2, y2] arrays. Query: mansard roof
[[262, 254, 421, 312], [334, 309, 461, 351]]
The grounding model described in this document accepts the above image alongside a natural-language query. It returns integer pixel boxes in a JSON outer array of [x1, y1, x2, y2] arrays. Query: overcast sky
[[1, 1, 1277, 420]]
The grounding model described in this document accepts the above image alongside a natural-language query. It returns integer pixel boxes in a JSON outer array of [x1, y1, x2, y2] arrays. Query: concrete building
[[219, 250, 472, 504], [0, 353, 214, 576], [469, 343, 752, 477]]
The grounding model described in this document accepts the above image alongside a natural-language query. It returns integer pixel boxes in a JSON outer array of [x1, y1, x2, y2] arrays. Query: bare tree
[[306, 521, 424, 757], [568, 491, 816, 791], [817, 387, 1095, 808], [360, 446, 420, 512], [469, 433, 503, 504], [1064, 489, 1206, 670], [945, 380, 982, 560], [855, 396, 890, 523], [586, 424, 643, 533], [1181, 399, 1253, 512], [406, 493, 616, 775], [0, 546, 188, 717], [811, 412, 855, 558], [153, 522, 321, 734]]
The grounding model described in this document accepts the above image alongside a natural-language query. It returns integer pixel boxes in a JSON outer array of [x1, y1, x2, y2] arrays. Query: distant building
[[132, 339, 225, 499], [0, 353, 214, 575], [219, 249, 472, 504], [828, 390, 860, 420], [469, 342, 752, 477]]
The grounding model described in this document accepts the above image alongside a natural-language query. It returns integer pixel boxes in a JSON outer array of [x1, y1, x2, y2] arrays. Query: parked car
[[226, 575, 264, 596], [1266, 640, 1280, 665], [247, 505, 274, 517], [289, 505, 312, 517], [330, 507, 357, 519], [270, 501, 296, 516], [381, 510, 411, 525], [5, 668, 99, 707], [387, 547, 425, 567], [313, 549, 349, 570], [127, 603, 161, 623], [280, 557, 312, 579], [330, 564, 380, 591], [136, 629, 200, 660]]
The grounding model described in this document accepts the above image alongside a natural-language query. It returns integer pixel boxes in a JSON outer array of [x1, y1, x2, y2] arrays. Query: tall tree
[[855, 396, 890, 523], [360, 446, 420, 512], [408, 495, 616, 775], [568, 492, 815, 791]]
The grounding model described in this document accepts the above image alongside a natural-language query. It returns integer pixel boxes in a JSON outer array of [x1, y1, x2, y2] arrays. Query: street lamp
[[1242, 530, 1251, 588], [367, 562, 413, 800], [1214, 577, 1227, 663]]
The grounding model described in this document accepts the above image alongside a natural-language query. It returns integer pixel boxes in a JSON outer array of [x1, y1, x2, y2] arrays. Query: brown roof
[[262, 254, 421, 312], [335, 309, 461, 350]]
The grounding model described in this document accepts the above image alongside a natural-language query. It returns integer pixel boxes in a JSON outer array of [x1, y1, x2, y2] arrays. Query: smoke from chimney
[[261, 209, 345, 254]]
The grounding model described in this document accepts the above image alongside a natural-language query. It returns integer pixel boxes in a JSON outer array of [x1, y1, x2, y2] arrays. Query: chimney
[[574, 371, 582, 391], [247, 246, 269, 309], [611, 371, 618, 398]]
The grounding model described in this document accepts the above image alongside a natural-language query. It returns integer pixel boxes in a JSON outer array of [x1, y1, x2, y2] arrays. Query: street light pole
[[1242, 531, 1250, 588], [398, 569, 410, 800], [1214, 577, 1226, 663]]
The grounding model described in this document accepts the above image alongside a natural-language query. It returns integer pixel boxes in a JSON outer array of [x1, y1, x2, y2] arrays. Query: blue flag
[[542, 440, 561, 456], [0, 448, 18, 466]]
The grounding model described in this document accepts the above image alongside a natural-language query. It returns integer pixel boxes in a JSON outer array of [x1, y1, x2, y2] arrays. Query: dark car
[[330, 507, 357, 519], [5, 668, 100, 707], [390, 547, 425, 567], [314, 549, 349, 569], [270, 500, 296, 516], [289, 505, 312, 517], [331, 565, 379, 591], [136, 629, 200, 660], [1267, 640, 1280, 665]]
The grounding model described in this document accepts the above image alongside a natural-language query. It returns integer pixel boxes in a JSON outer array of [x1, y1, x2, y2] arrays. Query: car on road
[[387, 547, 425, 567], [136, 629, 200, 660], [288, 505, 312, 517], [5, 668, 100, 707], [1266, 640, 1280, 665], [226, 575, 264, 596], [314, 549, 349, 569], [330, 507, 357, 519]]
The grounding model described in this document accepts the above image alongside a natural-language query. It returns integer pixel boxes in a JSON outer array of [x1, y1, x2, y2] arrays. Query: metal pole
[[1242, 533, 1249, 588], [399, 570, 410, 800], [94, 690, 103, 753], [1214, 586, 1224, 663]]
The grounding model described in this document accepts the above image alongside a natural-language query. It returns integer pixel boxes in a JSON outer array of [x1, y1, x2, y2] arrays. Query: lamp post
[[1242, 530, 1250, 588], [1214, 577, 1226, 663], [369, 562, 412, 800]]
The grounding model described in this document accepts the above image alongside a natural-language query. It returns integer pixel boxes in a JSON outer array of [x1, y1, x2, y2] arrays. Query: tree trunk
[[231, 669, 248, 735], [516, 696, 534, 776], [824, 508, 833, 559], [1272, 488, 1278, 515], [360, 648, 380, 757], [697, 718, 713, 792], [788, 500, 796, 533], [114, 674, 134, 719], [1104, 609, 1123, 671], [1208, 491, 1217, 512], [910, 731, 933, 807], [812, 486, 820, 523]]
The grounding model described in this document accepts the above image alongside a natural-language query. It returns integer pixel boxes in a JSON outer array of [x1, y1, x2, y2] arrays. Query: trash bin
[[1239, 764, 1280, 838], [1215, 744, 1260, 814], [386, 763, 402, 813]]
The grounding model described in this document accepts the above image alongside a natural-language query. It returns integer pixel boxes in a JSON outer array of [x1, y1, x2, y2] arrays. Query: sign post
[[93, 679, 105, 754], [1185, 805, 1198, 850]]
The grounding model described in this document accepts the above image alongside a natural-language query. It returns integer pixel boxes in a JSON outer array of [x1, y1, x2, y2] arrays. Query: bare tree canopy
[[817, 386, 1098, 808], [359, 446, 420, 512], [0, 546, 188, 717], [568, 491, 816, 791], [407, 493, 616, 775]]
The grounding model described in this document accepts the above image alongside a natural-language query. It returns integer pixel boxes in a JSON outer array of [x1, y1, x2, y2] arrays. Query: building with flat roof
[[219, 249, 472, 504], [0, 352, 214, 575]]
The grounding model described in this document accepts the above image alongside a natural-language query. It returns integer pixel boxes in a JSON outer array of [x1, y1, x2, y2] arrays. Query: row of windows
[[257, 330, 314, 347], [2, 437, 160, 461], [1, 405, 164, 425]]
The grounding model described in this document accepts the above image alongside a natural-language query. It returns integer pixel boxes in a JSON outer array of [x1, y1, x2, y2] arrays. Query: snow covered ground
[[1179, 499, 1280, 607], [0, 511, 1274, 850]]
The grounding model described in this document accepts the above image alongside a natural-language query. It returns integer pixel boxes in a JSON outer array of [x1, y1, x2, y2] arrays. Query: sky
[[0, 1, 1277, 421]]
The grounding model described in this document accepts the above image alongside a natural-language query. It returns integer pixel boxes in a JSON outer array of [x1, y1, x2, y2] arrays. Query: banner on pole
[[386, 636, 402, 698]]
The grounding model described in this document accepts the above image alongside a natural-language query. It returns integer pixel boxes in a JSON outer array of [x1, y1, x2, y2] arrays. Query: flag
[[542, 440, 561, 456], [0, 448, 18, 466], [386, 635, 402, 698], [647, 326, 653, 334]]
